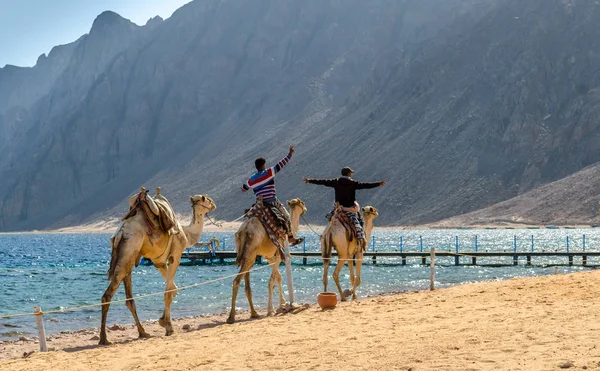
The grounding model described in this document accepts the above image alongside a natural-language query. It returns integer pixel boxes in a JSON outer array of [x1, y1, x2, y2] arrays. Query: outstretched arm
[[273, 145, 295, 174], [303, 177, 337, 187], [356, 179, 386, 190]]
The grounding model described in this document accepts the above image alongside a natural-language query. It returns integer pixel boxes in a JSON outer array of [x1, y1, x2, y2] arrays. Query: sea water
[[0, 229, 597, 340]]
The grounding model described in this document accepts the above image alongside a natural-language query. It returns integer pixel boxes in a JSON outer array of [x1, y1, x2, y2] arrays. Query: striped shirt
[[242, 152, 292, 201]]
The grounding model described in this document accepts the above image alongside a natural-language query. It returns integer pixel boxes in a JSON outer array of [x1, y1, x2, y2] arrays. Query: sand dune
[[3, 271, 600, 370]]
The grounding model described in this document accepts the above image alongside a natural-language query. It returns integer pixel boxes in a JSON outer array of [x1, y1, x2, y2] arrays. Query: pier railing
[[182, 234, 600, 266]]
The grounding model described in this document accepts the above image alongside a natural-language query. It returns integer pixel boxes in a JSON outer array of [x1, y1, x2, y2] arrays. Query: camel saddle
[[122, 187, 178, 235], [332, 203, 366, 251], [245, 200, 287, 259]]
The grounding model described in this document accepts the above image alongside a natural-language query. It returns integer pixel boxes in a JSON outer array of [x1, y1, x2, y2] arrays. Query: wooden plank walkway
[[179, 250, 600, 266]]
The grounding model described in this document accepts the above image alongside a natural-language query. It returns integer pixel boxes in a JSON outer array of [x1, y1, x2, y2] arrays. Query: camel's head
[[190, 195, 216, 213], [287, 198, 307, 215], [362, 206, 379, 219]]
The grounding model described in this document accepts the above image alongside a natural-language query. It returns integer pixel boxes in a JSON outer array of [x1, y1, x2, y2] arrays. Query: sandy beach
[[3, 270, 600, 370]]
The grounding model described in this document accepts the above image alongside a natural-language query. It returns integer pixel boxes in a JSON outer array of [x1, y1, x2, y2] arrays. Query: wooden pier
[[178, 250, 600, 266]]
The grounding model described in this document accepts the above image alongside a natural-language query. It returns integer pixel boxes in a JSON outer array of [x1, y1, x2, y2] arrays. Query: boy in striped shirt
[[242, 145, 304, 246]]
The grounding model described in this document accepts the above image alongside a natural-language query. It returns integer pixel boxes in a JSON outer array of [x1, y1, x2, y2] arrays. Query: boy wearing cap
[[303, 168, 386, 247]]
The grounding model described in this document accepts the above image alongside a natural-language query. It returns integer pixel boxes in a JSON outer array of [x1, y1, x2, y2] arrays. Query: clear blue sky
[[0, 0, 191, 67]]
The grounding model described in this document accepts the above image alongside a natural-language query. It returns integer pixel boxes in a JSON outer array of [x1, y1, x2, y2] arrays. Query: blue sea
[[1, 228, 598, 341]]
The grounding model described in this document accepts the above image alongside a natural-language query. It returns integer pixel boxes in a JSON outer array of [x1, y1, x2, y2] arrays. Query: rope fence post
[[33, 306, 48, 352], [283, 241, 295, 305], [455, 236, 459, 266], [430, 248, 435, 291], [583, 234, 587, 266]]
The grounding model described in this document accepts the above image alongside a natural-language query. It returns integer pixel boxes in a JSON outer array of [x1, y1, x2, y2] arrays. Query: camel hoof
[[138, 332, 151, 339], [340, 296, 347, 302], [267, 311, 274, 317], [165, 329, 174, 336], [226, 317, 235, 324], [250, 312, 260, 319]]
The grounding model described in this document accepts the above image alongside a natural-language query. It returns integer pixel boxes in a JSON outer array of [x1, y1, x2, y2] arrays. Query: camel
[[227, 198, 306, 324], [321, 205, 379, 301], [99, 191, 216, 345]]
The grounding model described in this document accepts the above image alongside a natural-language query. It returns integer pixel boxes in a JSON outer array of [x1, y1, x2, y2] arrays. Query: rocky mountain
[[433, 163, 600, 227], [1, 0, 599, 230]]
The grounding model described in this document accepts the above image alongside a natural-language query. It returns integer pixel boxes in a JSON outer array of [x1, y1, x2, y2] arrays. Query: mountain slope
[[3, 0, 600, 230], [0, 0, 494, 230], [433, 163, 600, 226]]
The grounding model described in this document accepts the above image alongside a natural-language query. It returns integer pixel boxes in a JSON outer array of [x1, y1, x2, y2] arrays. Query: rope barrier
[[0, 261, 277, 320], [1, 247, 584, 319]]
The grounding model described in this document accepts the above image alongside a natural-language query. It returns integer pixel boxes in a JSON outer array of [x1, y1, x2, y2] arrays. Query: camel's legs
[[157, 258, 180, 336], [348, 256, 357, 300], [99, 276, 123, 345], [322, 258, 330, 292], [272, 256, 285, 308], [244, 270, 260, 319], [354, 250, 364, 299], [332, 257, 346, 301], [123, 273, 150, 339], [322, 235, 331, 292], [266, 257, 276, 315], [227, 258, 255, 324]]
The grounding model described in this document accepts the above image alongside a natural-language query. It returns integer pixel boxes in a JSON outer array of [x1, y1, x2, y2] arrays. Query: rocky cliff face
[[1, 0, 599, 230]]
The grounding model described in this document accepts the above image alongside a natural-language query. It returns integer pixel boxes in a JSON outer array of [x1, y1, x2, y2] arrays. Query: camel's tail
[[107, 229, 124, 280], [234, 230, 246, 266]]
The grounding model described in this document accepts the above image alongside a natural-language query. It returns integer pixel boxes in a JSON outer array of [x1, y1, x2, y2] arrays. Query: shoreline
[[1, 221, 598, 235], [3, 271, 600, 369]]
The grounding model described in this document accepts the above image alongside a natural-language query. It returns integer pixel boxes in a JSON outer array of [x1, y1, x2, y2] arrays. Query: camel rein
[[301, 214, 322, 238]]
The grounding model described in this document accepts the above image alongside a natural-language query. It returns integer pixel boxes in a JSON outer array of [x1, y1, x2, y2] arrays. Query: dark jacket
[[307, 177, 380, 207]]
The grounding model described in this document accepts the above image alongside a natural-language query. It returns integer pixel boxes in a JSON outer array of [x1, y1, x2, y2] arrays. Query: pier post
[[303, 239, 307, 266], [568, 255, 573, 266], [513, 235, 518, 265], [33, 306, 48, 352], [430, 248, 435, 291], [402, 255, 406, 265], [527, 255, 531, 265], [583, 255, 587, 266], [473, 235, 477, 265]]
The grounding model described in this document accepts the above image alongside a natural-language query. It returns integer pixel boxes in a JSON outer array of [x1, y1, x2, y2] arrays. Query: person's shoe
[[288, 236, 304, 246]]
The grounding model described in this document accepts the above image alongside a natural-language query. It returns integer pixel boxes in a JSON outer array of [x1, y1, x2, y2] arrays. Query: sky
[[0, 0, 191, 67]]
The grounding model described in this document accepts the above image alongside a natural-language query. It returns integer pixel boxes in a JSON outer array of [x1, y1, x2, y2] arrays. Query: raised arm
[[303, 177, 337, 188], [273, 145, 295, 173], [241, 180, 251, 192], [356, 179, 386, 190]]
